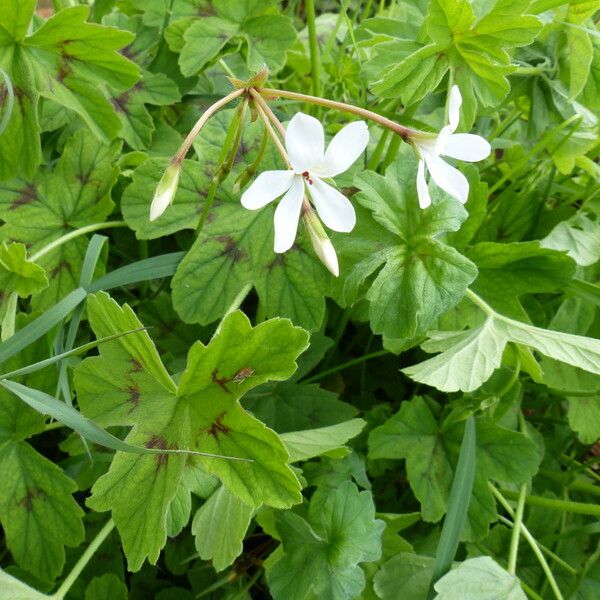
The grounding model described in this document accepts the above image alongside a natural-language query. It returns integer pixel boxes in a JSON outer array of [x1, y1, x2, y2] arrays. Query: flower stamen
[[302, 171, 314, 185]]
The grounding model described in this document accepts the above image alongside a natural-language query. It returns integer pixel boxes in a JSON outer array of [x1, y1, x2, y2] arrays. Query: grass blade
[[0, 380, 251, 462], [428, 416, 477, 596], [0, 288, 87, 367], [88, 252, 185, 292], [0, 328, 147, 380]]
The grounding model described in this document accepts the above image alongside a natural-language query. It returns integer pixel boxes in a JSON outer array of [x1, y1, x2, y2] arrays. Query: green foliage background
[[0, 0, 599, 599]]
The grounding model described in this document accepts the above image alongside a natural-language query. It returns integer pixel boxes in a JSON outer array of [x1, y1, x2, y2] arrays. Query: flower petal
[[273, 176, 304, 253], [448, 85, 462, 132], [241, 170, 294, 209], [416, 158, 432, 209], [317, 121, 369, 178], [441, 133, 491, 162], [307, 177, 356, 233], [285, 112, 325, 173], [423, 151, 469, 204]]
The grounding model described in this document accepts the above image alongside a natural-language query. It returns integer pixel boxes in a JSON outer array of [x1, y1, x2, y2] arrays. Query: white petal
[[416, 159, 432, 209], [241, 170, 294, 209], [434, 125, 454, 156], [316, 238, 339, 277], [423, 151, 469, 204], [441, 133, 491, 162], [273, 176, 304, 253], [447, 85, 462, 133], [307, 177, 356, 233], [149, 164, 180, 221], [285, 112, 325, 173], [317, 121, 369, 178]]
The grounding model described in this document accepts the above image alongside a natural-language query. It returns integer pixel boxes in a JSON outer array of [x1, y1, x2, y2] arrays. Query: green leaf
[[0, 0, 35, 41], [268, 481, 384, 600], [374, 553, 435, 600], [85, 574, 128, 600], [541, 212, 600, 267], [433, 556, 527, 600], [110, 70, 181, 150], [369, 397, 541, 539], [0, 242, 48, 297], [0, 438, 84, 581], [171, 199, 330, 331], [0, 129, 120, 309], [467, 241, 576, 320], [371, 42, 449, 105], [404, 296, 600, 393], [280, 419, 366, 462], [191, 485, 253, 571], [75, 292, 307, 570], [564, 26, 593, 99], [0, 5, 139, 179], [0, 568, 49, 600], [567, 398, 600, 444], [121, 157, 210, 240], [374, 0, 541, 109], [175, 0, 296, 76], [338, 161, 477, 339], [244, 382, 358, 433]]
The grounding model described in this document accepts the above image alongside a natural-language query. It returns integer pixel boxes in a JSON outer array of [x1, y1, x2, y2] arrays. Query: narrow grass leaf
[[0, 287, 87, 367], [0, 380, 250, 461], [428, 416, 477, 597], [88, 251, 185, 292]]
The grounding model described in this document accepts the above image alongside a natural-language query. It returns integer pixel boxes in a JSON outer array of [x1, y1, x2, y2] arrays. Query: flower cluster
[[149, 85, 490, 276]]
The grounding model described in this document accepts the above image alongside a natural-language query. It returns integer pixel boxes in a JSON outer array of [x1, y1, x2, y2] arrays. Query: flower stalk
[[258, 87, 415, 140]]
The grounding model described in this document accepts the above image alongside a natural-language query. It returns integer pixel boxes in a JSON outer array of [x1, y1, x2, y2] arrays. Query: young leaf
[[0, 242, 48, 298], [433, 556, 527, 600], [280, 419, 366, 462], [191, 485, 254, 572], [0, 129, 120, 309], [268, 481, 385, 600], [75, 292, 308, 570], [338, 160, 477, 339], [402, 320, 506, 393], [541, 212, 600, 267]]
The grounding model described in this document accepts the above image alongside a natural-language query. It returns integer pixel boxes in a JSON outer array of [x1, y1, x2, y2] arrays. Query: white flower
[[413, 86, 491, 209], [241, 112, 369, 253], [150, 163, 180, 221]]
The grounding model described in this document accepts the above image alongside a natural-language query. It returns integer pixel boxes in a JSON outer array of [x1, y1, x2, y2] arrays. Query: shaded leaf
[[268, 481, 384, 600]]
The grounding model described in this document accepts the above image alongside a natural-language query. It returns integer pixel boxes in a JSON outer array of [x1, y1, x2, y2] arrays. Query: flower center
[[302, 171, 314, 185]]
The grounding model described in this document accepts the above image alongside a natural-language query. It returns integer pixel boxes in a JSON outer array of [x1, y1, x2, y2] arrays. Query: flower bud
[[149, 162, 180, 222], [303, 210, 339, 277]]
